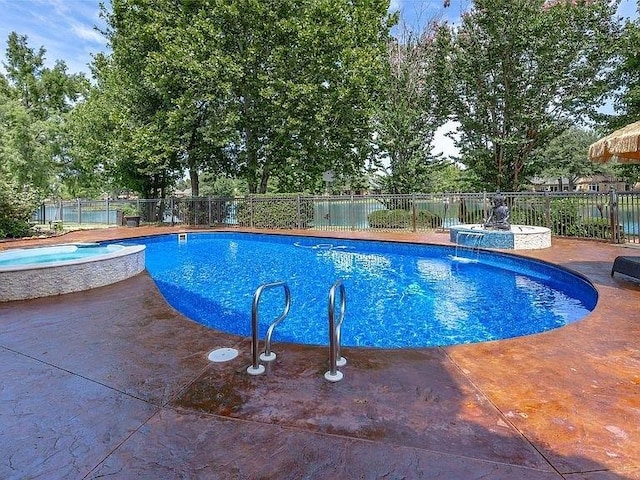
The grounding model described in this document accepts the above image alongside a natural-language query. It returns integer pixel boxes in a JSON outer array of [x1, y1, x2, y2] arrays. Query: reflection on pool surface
[[132, 232, 597, 348]]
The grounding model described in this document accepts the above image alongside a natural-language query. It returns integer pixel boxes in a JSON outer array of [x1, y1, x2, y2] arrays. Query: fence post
[[349, 195, 355, 230], [411, 193, 417, 232], [297, 195, 302, 229], [482, 191, 487, 222], [77, 198, 82, 224], [544, 191, 551, 229], [609, 187, 620, 244], [250, 194, 254, 228]]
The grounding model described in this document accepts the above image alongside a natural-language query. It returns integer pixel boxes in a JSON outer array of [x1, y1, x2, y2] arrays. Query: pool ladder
[[247, 281, 291, 376], [246, 279, 347, 382], [324, 279, 347, 382]]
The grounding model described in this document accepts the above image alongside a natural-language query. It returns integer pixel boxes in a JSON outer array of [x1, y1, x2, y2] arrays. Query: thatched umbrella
[[588, 120, 640, 163]]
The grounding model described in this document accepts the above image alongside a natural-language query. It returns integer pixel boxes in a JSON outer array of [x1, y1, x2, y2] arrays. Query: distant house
[[529, 176, 638, 192], [574, 175, 634, 192], [529, 177, 572, 192]]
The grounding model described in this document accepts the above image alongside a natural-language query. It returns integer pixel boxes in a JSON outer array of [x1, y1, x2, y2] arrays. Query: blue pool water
[[129, 233, 597, 348], [0, 244, 124, 267]]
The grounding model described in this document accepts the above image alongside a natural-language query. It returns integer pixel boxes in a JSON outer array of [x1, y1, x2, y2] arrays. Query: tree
[[605, 5, 640, 184], [105, 0, 242, 197], [374, 20, 447, 194], [201, 0, 396, 193], [99, 0, 394, 196], [610, 8, 640, 130], [532, 126, 614, 190], [0, 33, 88, 198], [433, 0, 621, 191]]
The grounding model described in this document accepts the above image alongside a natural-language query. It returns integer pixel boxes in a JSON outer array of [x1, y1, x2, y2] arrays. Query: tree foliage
[[532, 126, 614, 190], [606, 5, 640, 184], [96, 0, 394, 197], [1, 33, 88, 197], [0, 33, 87, 237], [374, 21, 448, 194], [4, 0, 639, 212], [433, 0, 621, 191], [611, 8, 640, 129]]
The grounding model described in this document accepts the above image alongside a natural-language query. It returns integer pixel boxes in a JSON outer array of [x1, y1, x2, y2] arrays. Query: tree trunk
[[189, 167, 199, 197], [259, 164, 270, 194]]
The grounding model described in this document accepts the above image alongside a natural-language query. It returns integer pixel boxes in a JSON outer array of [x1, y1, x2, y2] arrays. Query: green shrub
[[236, 195, 313, 229], [0, 217, 32, 238], [548, 198, 580, 236], [510, 198, 622, 239], [582, 218, 624, 241], [367, 209, 410, 228], [416, 210, 443, 228], [367, 209, 442, 229], [120, 204, 140, 216], [0, 180, 39, 239]]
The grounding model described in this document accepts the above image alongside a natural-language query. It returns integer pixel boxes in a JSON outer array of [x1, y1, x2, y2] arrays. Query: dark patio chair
[[611, 256, 640, 281]]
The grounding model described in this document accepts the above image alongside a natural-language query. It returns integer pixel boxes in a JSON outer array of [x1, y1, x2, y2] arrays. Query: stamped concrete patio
[[1, 227, 639, 479]]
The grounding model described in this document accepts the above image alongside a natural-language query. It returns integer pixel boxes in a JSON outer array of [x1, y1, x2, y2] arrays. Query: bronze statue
[[484, 193, 510, 230]]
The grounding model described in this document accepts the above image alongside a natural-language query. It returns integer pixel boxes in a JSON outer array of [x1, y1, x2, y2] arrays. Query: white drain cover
[[207, 348, 239, 362]]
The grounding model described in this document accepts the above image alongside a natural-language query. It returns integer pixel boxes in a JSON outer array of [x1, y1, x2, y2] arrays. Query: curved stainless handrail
[[247, 281, 291, 375], [325, 279, 346, 381]]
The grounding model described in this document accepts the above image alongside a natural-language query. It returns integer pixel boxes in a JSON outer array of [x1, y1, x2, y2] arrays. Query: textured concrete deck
[[1, 226, 639, 479]]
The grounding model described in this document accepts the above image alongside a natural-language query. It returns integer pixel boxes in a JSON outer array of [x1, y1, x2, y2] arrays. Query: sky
[[0, 0, 107, 75], [0, 0, 637, 158], [0, 0, 477, 76]]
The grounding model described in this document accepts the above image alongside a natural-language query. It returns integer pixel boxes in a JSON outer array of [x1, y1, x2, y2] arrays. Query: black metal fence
[[32, 190, 640, 244]]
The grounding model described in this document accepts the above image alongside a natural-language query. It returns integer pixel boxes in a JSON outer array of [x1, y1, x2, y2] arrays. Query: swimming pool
[[132, 232, 597, 348]]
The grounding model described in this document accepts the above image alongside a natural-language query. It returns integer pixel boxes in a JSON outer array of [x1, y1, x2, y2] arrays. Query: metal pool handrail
[[325, 279, 347, 382], [246, 281, 291, 376]]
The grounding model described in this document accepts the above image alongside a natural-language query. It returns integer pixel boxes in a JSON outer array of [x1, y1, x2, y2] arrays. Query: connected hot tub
[[0, 243, 146, 301]]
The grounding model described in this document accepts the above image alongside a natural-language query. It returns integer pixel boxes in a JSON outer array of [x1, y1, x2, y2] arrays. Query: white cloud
[[0, 0, 108, 75], [72, 23, 104, 44]]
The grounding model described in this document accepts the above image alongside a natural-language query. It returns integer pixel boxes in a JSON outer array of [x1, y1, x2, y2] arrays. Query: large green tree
[[0, 33, 86, 236], [433, 0, 621, 191], [98, 0, 394, 196], [0, 32, 87, 197], [102, 0, 238, 197], [374, 21, 447, 194], [606, 3, 640, 184], [611, 4, 640, 129], [216, 0, 394, 193]]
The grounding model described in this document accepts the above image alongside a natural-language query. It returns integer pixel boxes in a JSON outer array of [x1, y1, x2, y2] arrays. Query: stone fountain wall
[[449, 225, 551, 250]]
